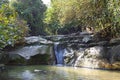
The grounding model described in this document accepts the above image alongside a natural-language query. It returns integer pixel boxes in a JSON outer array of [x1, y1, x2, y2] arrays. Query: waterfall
[[54, 43, 65, 65]]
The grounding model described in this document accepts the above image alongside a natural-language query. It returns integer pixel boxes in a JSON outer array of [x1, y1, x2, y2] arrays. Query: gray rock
[[74, 46, 109, 69], [0, 64, 5, 71], [63, 48, 75, 66], [97, 41, 109, 46], [110, 45, 120, 62], [25, 36, 41, 44], [82, 35, 92, 43], [8, 45, 53, 60], [6, 44, 54, 65], [7, 54, 26, 65], [25, 36, 53, 45], [109, 38, 120, 46]]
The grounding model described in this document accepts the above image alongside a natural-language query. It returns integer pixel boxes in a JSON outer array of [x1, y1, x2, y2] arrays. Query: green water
[[0, 65, 120, 80]]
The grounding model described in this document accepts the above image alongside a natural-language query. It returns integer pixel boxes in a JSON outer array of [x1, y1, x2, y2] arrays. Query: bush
[[0, 3, 29, 49]]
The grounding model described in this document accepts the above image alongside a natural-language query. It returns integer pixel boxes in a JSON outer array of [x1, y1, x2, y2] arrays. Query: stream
[[0, 65, 120, 80], [1, 36, 120, 80]]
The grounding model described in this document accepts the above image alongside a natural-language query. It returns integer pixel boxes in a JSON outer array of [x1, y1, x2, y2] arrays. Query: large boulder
[[63, 48, 75, 66], [24, 36, 41, 44], [0, 64, 5, 72], [7, 45, 54, 65], [28, 54, 51, 65], [0, 51, 26, 65], [74, 46, 110, 69], [24, 36, 53, 45], [7, 54, 26, 65], [109, 38, 120, 46], [109, 45, 120, 69], [0, 51, 9, 64]]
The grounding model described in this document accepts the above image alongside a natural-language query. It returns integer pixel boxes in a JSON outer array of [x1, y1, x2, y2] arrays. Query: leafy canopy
[[11, 0, 47, 35], [44, 0, 120, 37], [0, 1, 28, 49]]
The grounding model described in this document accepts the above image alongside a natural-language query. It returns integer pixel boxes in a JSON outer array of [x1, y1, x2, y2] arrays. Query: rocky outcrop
[[28, 54, 51, 65], [24, 36, 53, 45], [108, 45, 120, 69], [63, 48, 77, 66], [23, 34, 120, 70], [0, 52, 6, 71], [2, 34, 120, 69], [0, 51, 9, 64], [6, 45, 54, 65], [7, 54, 26, 65], [3, 36, 54, 65], [0, 64, 5, 71], [63, 35, 120, 69], [48, 32, 120, 70], [74, 46, 110, 69]]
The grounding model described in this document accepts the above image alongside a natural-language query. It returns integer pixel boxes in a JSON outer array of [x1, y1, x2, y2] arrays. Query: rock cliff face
[[44, 32, 120, 69], [1, 36, 54, 65], [61, 33, 120, 69], [1, 32, 120, 69]]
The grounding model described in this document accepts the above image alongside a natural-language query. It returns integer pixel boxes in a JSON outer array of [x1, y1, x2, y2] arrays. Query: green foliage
[[0, 0, 8, 7], [107, 0, 120, 38], [0, 3, 29, 49], [44, 0, 91, 35], [44, 5, 60, 35], [11, 0, 47, 35], [44, 0, 120, 38]]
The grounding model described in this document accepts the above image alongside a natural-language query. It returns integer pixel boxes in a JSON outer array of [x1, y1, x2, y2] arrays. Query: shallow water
[[0, 65, 120, 80]]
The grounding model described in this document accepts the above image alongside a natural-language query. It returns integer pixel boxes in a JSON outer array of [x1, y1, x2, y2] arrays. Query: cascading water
[[54, 43, 65, 65]]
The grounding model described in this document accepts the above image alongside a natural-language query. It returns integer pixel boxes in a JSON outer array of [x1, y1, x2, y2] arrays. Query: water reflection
[[0, 65, 120, 80], [21, 70, 34, 80]]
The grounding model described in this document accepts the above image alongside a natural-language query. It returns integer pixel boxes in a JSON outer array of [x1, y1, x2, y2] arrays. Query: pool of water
[[0, 65, 120, 80]]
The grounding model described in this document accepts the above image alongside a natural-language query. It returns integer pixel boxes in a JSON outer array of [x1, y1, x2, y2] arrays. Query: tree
[[0, 1, 28, 49], [0, 0, 8, 7], [107, 0, 120, 38], [11, 0, 47, 35], [44, 0, 120, 38], [44, 5, 60, 35]]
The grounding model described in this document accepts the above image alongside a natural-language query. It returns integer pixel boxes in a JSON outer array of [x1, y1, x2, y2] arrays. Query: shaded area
[[28, 54, 51, 65]]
